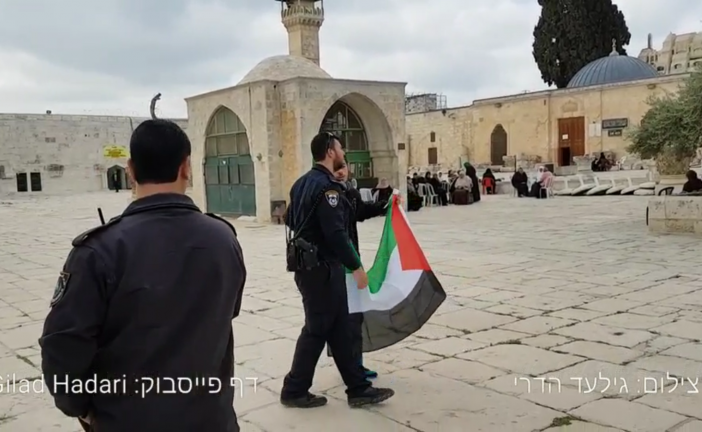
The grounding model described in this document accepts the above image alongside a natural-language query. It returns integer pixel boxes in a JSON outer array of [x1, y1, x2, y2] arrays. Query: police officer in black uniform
[[332, 162, 387, 378], [281, 132, 394, 408], [39, 119, 245, 432]]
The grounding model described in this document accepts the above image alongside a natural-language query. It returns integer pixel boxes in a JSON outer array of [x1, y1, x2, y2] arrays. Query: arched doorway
[[490, 125, 508, 166], [106, 165, 130, 190], [319, 101, 373, 187], [203, 107, 256, 216]]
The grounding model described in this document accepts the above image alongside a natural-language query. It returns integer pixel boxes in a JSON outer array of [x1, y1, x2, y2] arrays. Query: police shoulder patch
[[50, 272, 70, 307], [325, 190, 339, 207]]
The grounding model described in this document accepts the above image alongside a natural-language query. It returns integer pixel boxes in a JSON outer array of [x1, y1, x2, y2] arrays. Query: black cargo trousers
[[281, 262, 369, 398]]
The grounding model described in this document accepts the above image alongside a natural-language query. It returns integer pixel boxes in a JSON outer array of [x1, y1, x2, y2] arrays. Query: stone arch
[[106, 165, 130, 190], [317, 92, 395, 188], [203, 106, 256, 216], [490, 124, 508, 166]]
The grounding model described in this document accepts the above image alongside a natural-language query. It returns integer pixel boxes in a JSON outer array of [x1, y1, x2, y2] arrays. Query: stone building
[[0, 112, 186, 194], [638, 32, 702, 74], [405, 44, 688, 170], [185, 0, 406, 222]]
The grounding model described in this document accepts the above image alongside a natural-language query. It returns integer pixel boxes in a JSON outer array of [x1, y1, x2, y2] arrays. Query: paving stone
[[569, 399, 687, 432], [465, 329, 528, 345], [420, 358, 506, 383], [553, 322, 655, 348], [505, 295, 585, 312], [543, 421, 624, 431], [591, 313, 674, 330], [458, 344, 582, 375], [430, 308, 517, 332], [521, 334, 573, 349], [501, 316, 576, 335], [667, 420, 702, 431], [547, 308, 611, 322], [581, 299, 644, 313], [628, 305, 680, 317], [411, 337, 486, 357], [640, 336, 689, 354], [637, 391, 702, 420], [554, 341, 643, 364], [411, 323, 464, 340], [653, 320, 702, 340], [660, 342, 702, 362], [483, 303, 544, 318]]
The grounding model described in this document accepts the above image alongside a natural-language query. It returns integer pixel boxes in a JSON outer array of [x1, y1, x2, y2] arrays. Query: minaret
[[277, 0, 324, 65]]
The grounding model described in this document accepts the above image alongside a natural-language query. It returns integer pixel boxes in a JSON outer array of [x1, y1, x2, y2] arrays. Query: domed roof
[[567, 49, 658, 89], [237, 55, 331, 85]]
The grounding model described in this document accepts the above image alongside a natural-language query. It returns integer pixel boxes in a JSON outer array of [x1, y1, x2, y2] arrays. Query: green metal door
[[203, 108, 256, 216]]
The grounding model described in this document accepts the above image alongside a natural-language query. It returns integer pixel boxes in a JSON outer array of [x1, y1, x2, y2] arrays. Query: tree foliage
[[627, 65, 702, 162], [533, 0, 631, 88]]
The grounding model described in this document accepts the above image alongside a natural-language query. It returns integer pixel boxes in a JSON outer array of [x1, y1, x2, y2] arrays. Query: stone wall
[[0, 113, 186, 195], [405, 74, 686, 168], [648, 196, 702, 235]]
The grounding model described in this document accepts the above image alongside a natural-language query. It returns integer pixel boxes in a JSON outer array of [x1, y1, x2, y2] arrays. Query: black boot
[[280, 392, 328, 408], [347, 387, 395, 407]]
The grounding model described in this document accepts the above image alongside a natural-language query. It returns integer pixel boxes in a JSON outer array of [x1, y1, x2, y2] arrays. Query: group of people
[[511, 166, 553, 198], [408, 162, 490, 206]]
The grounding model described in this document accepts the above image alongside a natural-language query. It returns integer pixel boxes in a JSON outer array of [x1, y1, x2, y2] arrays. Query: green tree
[[627, 66, 702, 174], [533, 0, 631, 88]]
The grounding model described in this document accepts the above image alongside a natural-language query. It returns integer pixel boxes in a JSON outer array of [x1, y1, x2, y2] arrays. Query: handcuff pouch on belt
[[285, 192, 324, 272]]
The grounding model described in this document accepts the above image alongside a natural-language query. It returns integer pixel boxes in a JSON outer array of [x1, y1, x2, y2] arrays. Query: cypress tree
[[533, 0, 632, 88]]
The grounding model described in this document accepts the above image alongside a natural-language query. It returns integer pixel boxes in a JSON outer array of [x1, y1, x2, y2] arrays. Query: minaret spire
[[278, 0, 324, 65]]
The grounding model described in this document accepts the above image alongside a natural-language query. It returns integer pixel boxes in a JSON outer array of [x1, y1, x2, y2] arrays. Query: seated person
[[482, 168, 496, 194], [451, 171, 473, 205], [372, 178, 394, 202], [529, 166, 552, 199], [683, 170, 702, 193], [511, 168, 528, 197]]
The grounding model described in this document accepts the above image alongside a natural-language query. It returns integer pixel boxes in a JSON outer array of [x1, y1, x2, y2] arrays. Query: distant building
[[638, 32, 702, 75], [405, 93, 447, 114], [0, 113, 186, 195]]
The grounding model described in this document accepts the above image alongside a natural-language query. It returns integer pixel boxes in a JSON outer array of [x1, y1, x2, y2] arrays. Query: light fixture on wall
[[278, 150, 283, 157], [256, 153, 263, 161]]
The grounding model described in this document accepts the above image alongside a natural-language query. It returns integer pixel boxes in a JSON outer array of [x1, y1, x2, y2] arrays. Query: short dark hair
[[310, 132, 341, 162], [130, 119, 191, 184]]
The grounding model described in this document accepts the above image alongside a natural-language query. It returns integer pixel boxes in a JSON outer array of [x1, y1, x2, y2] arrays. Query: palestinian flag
[[347, 194, 446, 352]]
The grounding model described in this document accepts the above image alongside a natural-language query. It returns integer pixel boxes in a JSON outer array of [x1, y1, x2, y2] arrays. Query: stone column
[[573, 155, 595, 173]]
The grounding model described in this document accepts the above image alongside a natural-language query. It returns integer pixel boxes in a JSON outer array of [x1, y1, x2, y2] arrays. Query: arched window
[[205, 108, 249, 157], [320, 101, 368, 151]]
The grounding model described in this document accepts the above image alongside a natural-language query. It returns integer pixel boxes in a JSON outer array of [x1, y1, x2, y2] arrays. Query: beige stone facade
[[405, 73, 688, 170], [185, 0, 406, 222]]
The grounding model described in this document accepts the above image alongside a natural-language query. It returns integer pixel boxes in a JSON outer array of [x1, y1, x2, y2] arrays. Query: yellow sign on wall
[[103, 145, 129, 158]]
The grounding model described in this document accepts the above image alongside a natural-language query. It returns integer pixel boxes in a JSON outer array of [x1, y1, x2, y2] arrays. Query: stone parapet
[[648, 195, 702, 235]]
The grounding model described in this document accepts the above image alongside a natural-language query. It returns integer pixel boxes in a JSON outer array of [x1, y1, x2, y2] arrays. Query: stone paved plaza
[[1, 192, 702, 431]]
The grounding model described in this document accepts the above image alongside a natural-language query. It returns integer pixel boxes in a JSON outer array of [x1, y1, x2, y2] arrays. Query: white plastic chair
[[359, 188, 374, 202], [425, 184, 439, 207]]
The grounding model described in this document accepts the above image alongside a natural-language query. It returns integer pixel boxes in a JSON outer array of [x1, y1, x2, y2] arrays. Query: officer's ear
[[180, 156, 192, 181], [126, 159, 136, 185]]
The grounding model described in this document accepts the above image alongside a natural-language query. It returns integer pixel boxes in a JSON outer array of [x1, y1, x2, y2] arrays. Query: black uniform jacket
[[286, 164, 361, 271], [39, 193, 245, 432]]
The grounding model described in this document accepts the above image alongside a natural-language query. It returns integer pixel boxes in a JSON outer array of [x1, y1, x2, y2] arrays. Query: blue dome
[[567, 51, 658, 88]]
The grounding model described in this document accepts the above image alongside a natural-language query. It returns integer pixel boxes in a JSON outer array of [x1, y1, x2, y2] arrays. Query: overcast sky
[[0, 0, 699, 118]]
